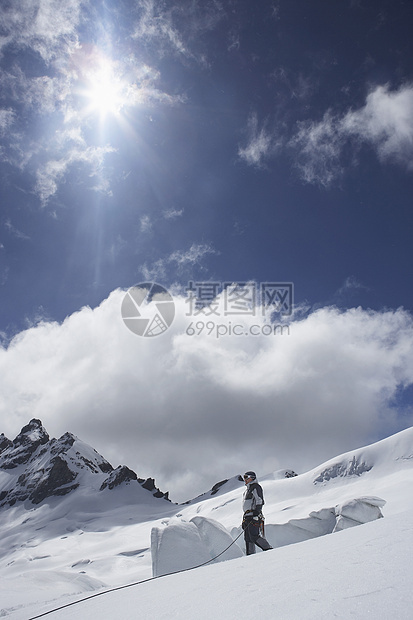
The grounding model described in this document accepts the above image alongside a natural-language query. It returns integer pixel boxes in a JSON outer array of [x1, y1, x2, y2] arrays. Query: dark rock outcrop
[[100, 465, 138, 490], [138, 476, 170, 500], [31, 456, 79, 504], [0, 419, 170, 508], [0, 433, 12, 454], [0, 419, 49, 469], [314, 456, 372, 484]]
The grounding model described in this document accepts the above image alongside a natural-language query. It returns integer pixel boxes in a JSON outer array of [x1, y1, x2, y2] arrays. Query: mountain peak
[[0, 420, 171, 509], [0, 418, 49, 470]]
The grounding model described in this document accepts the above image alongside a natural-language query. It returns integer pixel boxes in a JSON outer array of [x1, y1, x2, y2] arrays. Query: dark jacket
[[242, 480, 264, 516]]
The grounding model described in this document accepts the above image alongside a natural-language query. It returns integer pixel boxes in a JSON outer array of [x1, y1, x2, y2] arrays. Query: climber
[[242, 471, 273, 555]]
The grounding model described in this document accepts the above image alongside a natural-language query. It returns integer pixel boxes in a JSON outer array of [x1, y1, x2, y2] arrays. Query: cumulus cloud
[[1, 289, 412, 502], [342, 84, 413, 169], [290, 83, 413, 186]]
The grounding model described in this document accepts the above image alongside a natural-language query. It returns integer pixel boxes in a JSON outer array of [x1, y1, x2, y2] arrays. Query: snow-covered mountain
[[0, 423, 412, 619], [0, 419, 170, 510]]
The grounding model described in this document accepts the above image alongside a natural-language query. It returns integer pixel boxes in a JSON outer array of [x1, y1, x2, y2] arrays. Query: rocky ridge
[[0, 419, 170, 508]]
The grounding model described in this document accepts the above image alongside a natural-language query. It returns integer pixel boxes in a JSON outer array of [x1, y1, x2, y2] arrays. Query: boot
[[256, 537, 273, 551]]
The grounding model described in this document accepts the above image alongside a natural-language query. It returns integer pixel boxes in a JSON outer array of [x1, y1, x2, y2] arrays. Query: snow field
[[0, 427, 412, 618]]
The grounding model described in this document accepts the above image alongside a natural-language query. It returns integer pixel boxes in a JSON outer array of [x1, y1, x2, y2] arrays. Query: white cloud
[[132, 0, 223, 65], [0, 0, 82, 64], [4, 219, 30, 240], [133, 0, 189, 57], [238, 112, 278, 168], [0, 109, 15, 135], [335, 276, 369, 300], [35, 144, 116, 206], [140, 215, 152, 233], [0, 4, 185, 206], [168, 243, 216, 266], [289, 111, 344, 187], [341, 84, 413, 170], [141, 258, 168, 282], [141, 243, 216, 281], [290, 83, 413, 186], [1, 290, 412, 502], [163, 208, 184, 220]]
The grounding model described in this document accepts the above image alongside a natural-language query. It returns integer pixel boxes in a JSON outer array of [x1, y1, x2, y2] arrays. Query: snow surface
[[0, 427, 412, 619]]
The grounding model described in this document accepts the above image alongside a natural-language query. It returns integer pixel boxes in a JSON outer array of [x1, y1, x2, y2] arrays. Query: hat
[[243, 471, 256, 480]]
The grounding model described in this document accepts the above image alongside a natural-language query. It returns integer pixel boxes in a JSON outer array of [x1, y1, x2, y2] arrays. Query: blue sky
[[1, 0, 412, 331], [1, 1, 413, 500]]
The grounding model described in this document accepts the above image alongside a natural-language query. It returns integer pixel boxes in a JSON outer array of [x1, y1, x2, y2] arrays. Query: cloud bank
[[1, 289, 412, 502]]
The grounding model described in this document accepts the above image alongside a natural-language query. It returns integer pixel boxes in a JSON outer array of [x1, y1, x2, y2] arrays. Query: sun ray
[[74, 46, 131, 121]]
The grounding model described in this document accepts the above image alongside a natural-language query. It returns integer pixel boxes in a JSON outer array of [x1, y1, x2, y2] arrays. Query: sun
[[75, 47, 131, 120], [84, 60, 127, 118], [85, 62, 126, 118]]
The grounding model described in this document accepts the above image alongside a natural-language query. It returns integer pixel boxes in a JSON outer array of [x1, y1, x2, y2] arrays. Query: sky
[[0, 0, 413, 502]]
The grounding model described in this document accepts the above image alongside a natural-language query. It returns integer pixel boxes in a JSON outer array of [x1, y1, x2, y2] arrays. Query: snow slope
[[22, 510, 413, 620], [0, 427, 412, 619]]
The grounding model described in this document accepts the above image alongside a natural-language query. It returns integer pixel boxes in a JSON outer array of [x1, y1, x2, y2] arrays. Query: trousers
[[243, 519, 272, 555]]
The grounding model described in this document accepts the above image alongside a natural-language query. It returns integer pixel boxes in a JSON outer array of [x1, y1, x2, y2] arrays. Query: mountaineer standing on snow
[[242, 471, 273, 555]]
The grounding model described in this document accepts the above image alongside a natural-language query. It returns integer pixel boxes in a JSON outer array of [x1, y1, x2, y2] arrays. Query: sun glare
[[75, 48, 131, 120], [85, 62, 126, 118]]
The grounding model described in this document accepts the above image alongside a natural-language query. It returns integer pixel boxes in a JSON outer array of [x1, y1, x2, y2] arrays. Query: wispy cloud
[[4, 219, 30, 240], [141, 243, 216, 281], [332, 276, 370, 306], [238, 112, 279, 167], [168, 243, 216, 266], [289, 111, 345, 187], [290, 83, 413, 186], [108, 235, 127, 262], [0, 2, 186, 207], [163, 208, 184, 220], [35, 144, 116, 206], [133, 0, 190, 58], [132, 0, 224, 65], [140, 215, 152, 233], [0, 0, 83, 64], [0, 109, 15, 135]]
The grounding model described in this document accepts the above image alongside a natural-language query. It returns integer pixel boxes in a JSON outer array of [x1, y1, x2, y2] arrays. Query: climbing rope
[[27, 529, 245, 619]]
